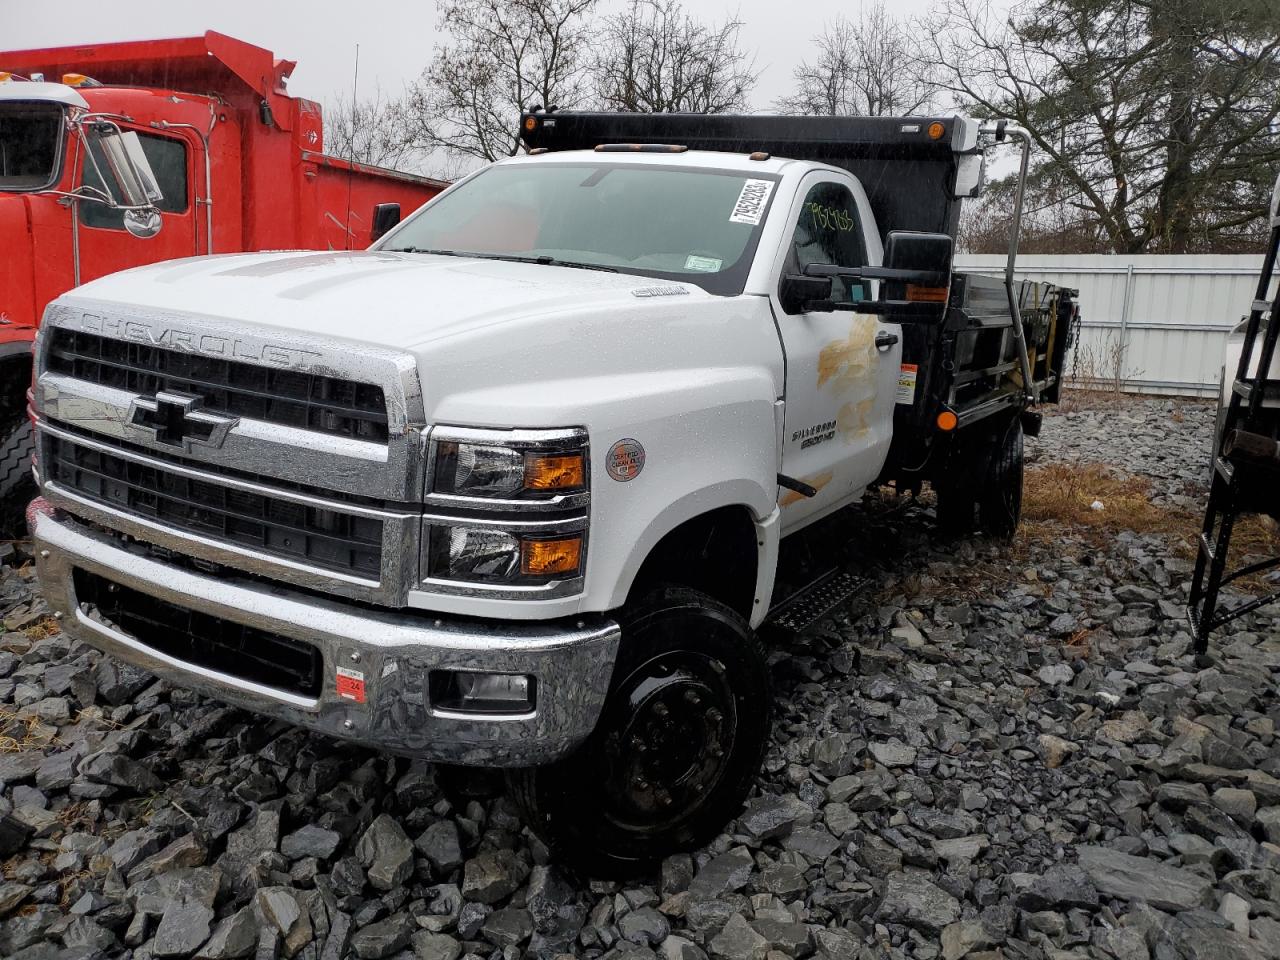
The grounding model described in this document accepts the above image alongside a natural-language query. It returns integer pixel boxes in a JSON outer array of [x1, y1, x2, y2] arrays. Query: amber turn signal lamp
[[936, 410, 959, 432], [524, 453, 586, 491], [907, 284, 949, 302], [523, 116, 538, 131], [521, 537, 583, 576], [928, 121, 946, 140]]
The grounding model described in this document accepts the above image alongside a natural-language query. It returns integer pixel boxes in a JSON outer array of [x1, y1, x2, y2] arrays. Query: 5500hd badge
[[793, 420, 836, 450]]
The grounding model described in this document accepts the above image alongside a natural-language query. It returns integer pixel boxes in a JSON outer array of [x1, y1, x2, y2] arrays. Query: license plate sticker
[[336, 666, 366, 703], [896, 364, 918, 405]]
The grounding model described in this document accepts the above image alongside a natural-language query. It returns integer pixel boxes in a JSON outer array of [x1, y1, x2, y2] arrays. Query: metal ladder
[[1188, 178, 1280, 655]]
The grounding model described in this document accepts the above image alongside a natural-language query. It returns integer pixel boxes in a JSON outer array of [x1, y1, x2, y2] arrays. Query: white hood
[[61, 250, 703, 354]]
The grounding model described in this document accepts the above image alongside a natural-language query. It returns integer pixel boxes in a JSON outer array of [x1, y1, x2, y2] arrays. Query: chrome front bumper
[[30, 501, 620, 766]]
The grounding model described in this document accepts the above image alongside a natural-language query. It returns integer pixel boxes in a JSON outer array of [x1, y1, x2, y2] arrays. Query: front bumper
[[30, 501, 620, 766]]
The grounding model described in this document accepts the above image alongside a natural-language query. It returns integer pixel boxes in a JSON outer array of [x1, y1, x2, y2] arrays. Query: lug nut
[[633, 777, 649, 790], [343, 719, 355, 730], [707, 708, 722, 723], [653, 702, 669, 718], [40, 550, 50, 559], [684, 690, 701, 706], [350, 652, 361, 663]]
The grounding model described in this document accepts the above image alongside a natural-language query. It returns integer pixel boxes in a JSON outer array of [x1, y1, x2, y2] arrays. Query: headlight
[[425, 525, 584, 584], [433, 439, 586, 500], [422, 427, 590, 597]]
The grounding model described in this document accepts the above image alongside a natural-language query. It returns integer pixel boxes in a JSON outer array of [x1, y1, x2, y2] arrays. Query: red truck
[[0, 31, 446, 533]]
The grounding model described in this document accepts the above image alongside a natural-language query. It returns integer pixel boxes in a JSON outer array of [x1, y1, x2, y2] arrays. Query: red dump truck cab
[[0, 31, 446, 533], [0, 30, 446, 334]]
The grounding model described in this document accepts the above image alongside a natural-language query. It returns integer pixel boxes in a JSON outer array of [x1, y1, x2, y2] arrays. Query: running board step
[[765, 569, 869, 634]]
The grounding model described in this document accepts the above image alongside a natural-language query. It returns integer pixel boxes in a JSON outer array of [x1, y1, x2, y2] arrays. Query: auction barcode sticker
[[896, 364, 919, 405], [729, 179, 775, 225]]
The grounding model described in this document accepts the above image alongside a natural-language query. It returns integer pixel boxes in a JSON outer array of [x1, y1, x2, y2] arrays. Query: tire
[[0, 414, 35, 541], [508, 586, 771, 876], [979, 416, 1024, 539]]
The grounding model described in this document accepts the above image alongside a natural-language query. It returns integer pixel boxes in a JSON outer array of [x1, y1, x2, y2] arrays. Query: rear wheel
[[978, 416, 1024, 539], [508, 586, 771, 876], [0, 413, 35, 541]]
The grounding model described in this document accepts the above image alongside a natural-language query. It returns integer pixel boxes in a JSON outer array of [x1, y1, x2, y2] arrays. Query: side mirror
[[371, 202, 402, 242], [779, 274, 833, 315], [84, 122, 165, 238], [884, 231, 953, 276]]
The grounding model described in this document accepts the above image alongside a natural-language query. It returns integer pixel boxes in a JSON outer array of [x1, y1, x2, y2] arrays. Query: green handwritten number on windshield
[[808, 203, 855, 233]]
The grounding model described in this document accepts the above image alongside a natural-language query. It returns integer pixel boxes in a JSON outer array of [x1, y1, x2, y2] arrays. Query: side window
[[787, 181, 868, 305], [81, 132, 188, 230]]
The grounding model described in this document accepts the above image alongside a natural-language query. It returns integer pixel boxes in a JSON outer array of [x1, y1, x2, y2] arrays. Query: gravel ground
[[3, 392, 1279, 960]]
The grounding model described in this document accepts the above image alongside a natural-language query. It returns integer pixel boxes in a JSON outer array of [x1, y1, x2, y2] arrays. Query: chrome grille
[[44, 432, 383, 578], [47, 327, 389, 442]]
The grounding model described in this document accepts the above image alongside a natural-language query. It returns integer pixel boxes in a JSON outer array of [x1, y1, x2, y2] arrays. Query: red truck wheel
[[508, 586, 771, 876], [0, 415, 35, 540]]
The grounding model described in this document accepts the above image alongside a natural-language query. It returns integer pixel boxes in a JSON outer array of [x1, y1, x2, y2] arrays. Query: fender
[[0, 326, 36, 366], [605, 482, 779, 622]]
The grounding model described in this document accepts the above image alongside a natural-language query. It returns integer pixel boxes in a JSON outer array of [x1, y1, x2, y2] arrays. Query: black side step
[[765, 569, 869, 634]]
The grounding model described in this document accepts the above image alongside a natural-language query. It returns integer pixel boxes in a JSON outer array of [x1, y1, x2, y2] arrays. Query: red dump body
[[0, 31, 445, 358]]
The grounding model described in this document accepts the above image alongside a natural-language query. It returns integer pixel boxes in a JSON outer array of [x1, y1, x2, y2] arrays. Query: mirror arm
[[842, 300, 946, 321], [802, 263, 949, 286]]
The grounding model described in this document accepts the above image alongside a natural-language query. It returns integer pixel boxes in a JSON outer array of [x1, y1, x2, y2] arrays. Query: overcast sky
[[2, 0, 944, 112]]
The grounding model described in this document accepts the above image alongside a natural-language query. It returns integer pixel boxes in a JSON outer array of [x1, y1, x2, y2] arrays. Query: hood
[[58, 250, 704, 353]]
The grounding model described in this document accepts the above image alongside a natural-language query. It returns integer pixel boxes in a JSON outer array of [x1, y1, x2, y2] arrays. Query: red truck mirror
[[370, 202, 402, 243], [84, 121, 165, 239]]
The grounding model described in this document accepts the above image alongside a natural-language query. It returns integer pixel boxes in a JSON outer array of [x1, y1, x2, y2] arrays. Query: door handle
[[875, 332, 900, 351]]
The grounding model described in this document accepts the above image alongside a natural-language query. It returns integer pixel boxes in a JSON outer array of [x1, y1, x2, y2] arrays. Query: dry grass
[[1022, 463, 1196, 544], [21, 616, 61, 642], [1023, 461, 1280, 594], [0, 708, 50, 753]]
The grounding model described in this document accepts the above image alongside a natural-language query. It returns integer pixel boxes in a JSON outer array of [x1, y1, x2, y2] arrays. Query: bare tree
[[593, 0, 758, 113], [325, 86, 423, 172], [407, 0, 599, 164], [927, 0, 1280, 254], [778, 5, 937, 117]]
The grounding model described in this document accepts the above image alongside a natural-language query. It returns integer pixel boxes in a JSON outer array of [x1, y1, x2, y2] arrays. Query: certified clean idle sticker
[[606, 439, 646, 481], [729, 179, 775, 225], [336, 666, 366, 703]]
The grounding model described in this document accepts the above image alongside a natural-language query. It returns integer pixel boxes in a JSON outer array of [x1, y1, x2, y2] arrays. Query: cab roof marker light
[[594, 143, 688, 153], [62, 73, 103, 88]]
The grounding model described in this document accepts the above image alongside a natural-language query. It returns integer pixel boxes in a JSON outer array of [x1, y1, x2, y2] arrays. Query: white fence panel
[[954, 254, 1274, 397]]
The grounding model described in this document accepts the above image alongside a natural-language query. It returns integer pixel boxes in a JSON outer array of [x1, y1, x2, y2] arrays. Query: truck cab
[[27, 112, 1075, 872]]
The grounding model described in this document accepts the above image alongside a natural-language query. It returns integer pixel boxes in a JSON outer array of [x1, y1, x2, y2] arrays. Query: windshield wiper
[[382, 247, 468, 256], [384, 248, 618, 273]]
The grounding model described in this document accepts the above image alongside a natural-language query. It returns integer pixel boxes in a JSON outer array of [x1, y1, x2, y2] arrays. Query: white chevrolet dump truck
[[25, 112, 1077, 871]]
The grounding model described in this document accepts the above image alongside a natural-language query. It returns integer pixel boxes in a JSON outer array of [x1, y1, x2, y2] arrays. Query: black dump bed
[[520, 111, 979, 243], [520, 110, 1078, 486]]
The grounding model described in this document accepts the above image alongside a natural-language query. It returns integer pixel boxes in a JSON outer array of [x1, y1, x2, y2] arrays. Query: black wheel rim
[[597, 649, 738, 835]]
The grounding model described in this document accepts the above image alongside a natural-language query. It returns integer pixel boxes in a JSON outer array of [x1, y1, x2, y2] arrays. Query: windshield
[[0, 102, 64, 191], [381, 161, 780, 295]]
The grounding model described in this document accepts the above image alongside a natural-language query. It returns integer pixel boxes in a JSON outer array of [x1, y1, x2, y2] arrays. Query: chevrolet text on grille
[[74, 313, 324, 369]]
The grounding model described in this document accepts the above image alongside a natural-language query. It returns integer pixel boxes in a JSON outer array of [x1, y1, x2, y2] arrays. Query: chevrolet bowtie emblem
[[127, 391, 238, 451]]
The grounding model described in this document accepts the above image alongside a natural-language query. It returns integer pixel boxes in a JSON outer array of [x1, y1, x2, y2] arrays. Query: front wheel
[[509, 587, 771, 876]]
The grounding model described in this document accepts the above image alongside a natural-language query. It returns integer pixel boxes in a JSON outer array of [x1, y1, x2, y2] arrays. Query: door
[[773, 175, 902, 533], [75, 127, 199, 285]]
